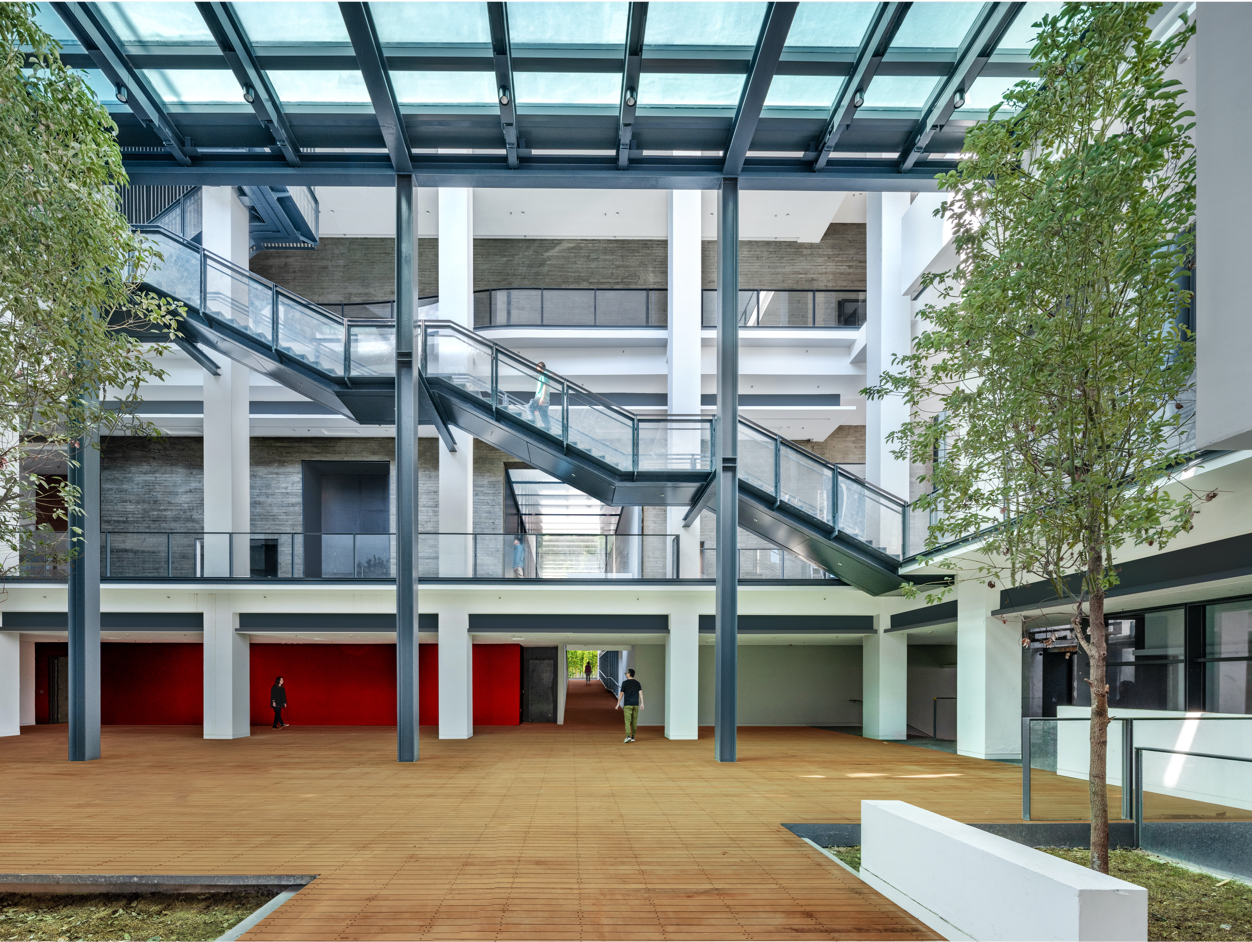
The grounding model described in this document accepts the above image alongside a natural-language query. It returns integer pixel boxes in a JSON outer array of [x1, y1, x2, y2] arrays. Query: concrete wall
[[793, 426, 867, 465], [697, 644, 863, 726], [633, 642, 667, 727], [100, 437, 205, 532], [250, 225, 867, 303]]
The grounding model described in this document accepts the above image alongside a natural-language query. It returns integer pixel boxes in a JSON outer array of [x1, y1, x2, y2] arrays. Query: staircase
[[134, 226, 908, 595]]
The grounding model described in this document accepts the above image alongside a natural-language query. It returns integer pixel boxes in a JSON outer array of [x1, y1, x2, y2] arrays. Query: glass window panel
[[639, 72, 743, 107], [392, 71, 497, 104], [644, 1, 767, 47], [371, 2, 492, 45], [997, 1, 1064, 50], [80, 69, 125, 105], [268, 70, 371, 104], [1207, 601, 1252, 658], [891, 1, 984, 49], [97, 2, 215, 43], [515, 71, 621, 106], [231, 2, 351, 44], [144, 69, 244, 104], [764, 75, 842, 108], [1205, 601, 1252, 714], [860, 75, 939, 109], [33, 3, 78, 43], [959, 76, 1023, 112], [785, 2, 877, 49], [508, 2, 627, 46]]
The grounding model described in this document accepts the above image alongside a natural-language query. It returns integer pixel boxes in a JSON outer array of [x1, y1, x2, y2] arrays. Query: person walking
[[526, 361, 551, 431], [512, 535, 526, 577], [583, 659, 593, 684], [271, 676, 288, 729], [615, 668, 643, 742]]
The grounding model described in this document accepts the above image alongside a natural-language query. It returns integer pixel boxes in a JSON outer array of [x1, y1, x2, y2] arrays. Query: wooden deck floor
[[0, 686, 1097, 941]]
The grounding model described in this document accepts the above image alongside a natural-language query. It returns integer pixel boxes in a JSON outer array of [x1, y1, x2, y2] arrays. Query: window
[[1205, 601, 1252, 714]]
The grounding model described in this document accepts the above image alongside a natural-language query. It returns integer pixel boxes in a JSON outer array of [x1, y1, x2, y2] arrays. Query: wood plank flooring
[[0, 683, 1109, 941]]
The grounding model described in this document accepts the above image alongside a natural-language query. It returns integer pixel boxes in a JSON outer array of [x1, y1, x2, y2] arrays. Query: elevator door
[[49, 656, 69, 723], [522, 647, 557, 723]]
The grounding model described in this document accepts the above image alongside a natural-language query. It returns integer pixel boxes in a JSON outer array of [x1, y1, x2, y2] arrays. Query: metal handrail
[[1132, 746, 1252, 847]]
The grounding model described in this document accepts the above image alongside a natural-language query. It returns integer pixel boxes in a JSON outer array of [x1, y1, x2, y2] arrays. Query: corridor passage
[[563, 677, 623, 732]]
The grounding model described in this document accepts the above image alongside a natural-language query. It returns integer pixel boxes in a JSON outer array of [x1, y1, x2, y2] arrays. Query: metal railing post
[[832, 469, 841, 532], [1133, 747, 1143, 848], [104, 533, 111, 578], [561, 381, 569, 445], [1022, 716, 1033, 821], [229, 532, 234, 578], [343, 323, 351, 377], [167, 532, 172, 578], [632, 417, 639, 474], [271, 285, 280, 351], [1121, 718, 1135, 822]]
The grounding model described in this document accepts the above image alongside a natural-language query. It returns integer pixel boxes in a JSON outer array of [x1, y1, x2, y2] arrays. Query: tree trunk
[[1088, 581, 1110, 874]]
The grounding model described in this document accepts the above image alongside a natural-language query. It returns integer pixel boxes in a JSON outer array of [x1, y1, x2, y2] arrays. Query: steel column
[[714, 177, 740, 763], [67, 426, 101, 761], [395, 174, 419, 762]]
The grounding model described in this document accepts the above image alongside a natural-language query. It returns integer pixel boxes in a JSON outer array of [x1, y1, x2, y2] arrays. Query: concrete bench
[[859, 801, 1147, 941]]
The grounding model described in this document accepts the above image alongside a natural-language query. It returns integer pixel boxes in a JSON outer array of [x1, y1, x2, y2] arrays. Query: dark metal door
[[522, 646, 557, 722], [1041, 651, 1071, 718], [50, 656, 69, 724]]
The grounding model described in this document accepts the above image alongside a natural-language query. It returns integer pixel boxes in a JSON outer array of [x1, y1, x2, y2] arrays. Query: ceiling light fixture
[[114, 83, 128, 103], [852, 89, 865, 109], [624, 86, 637, 108], [953, 88, 966, 109], [498, 85, 511, 106], [242, 83, 257, 104]]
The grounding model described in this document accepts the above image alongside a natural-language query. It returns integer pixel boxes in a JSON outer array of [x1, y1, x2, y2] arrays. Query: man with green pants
[[615, 668, 643, 742]]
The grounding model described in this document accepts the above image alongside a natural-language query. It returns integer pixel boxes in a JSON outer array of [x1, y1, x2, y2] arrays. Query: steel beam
[[715, 177, 739, 763], [195, 3, 301, 166], [617, 2, 648, 170], [723, 2, 798, 177], [812, 2, 911, 171], [898, 1, 1024, 171], [51, 2, 192, 166], [395, 174, 419, 762], [67, 425, 101, 761], [340, 2, 413, 173], [486, 3, 520, 169]]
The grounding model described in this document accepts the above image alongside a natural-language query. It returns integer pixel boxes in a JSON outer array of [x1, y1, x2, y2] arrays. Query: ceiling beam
[[486, 3, 520, 169], [811, 1, 910, 172], [51, 2, 192, 166], [898, 1, 1025, 171], [723, 1, 798, 177], [617, 2, 648, 170], [338, 2, 413, 174], [195, 2, 301, 167]]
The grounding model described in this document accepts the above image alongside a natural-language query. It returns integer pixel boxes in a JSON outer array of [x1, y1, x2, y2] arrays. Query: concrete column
[[862, 626, 908, 740], [865, 191, 912, 500], [438, 611, 473, 739], [557, 643, 567, 725], [0, 631, 19, 737], [20, 637, 35, 727], [665, 612, 699, 739], [201, 187, 251, 576], [203, 595, 250, 739], [957, 577, 1023, 760], [668, 190, 705, 576], [438, 188, 475, 577]]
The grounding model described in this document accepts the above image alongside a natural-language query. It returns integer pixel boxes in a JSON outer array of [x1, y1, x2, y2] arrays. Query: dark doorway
[[301, 461, 390, 577], [521, 646, 558, 722], [49, 656, 69, 723], [1041, 650, 1072, 717]]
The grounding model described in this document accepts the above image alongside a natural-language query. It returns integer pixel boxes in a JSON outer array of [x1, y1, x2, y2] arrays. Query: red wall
[[34, 641, 521, 727]]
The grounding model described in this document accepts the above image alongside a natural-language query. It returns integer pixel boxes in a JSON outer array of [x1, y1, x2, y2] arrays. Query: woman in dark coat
[[271, 676, 288, 729]]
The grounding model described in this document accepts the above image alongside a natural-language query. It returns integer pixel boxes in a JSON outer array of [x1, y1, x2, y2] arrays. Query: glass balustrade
[[205, 255, 272, 343], [837, 470, 905, 559]]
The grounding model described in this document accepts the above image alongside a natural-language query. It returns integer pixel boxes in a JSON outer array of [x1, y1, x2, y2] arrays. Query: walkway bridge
[[136, 227, 907, 595]]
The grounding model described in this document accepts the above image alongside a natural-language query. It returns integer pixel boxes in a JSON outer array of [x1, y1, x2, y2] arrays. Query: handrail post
[[199, 243, 207, 314], [632, 417, 639, 474], [1022, 716, 1032, 821], [167, 532, 172, 578], [773, 434, 781, 505], [832, 468, 841, 532], [1133, 747, 1143, 848], [228, 531, 234, 578], [271, 285, 279, 351], [343, 322, 351, 377], [561, 380, 569, 445], [104, 533, 111, 578], [1121, 718, 1134, 822]]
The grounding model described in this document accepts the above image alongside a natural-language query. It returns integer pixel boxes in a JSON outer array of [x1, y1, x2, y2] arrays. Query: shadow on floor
[[813, 726, 1021, 765]]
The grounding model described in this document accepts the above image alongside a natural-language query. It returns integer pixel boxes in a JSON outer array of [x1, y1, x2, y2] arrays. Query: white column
[[438, 610, 473, 739], [665, 612, 699, 739], [557, 643, 567, 725], [862, 625, 908, 740], [203, 595, 250, 739], [957, 577, 1023, 760], [438, 188, 476, 576], [20, 637, 34, 727], [667, 190, 704, 576], [201, 187, 251, 576], [0, 631, 19, 736], [865, 192, 912, 500]]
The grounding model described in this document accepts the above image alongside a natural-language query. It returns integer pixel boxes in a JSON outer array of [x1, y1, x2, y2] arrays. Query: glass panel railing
[[837, 469, 905, 558], [541, 289, 595, 326], [757, 290, 814, 327], [565, 387, 635, 471], [1022, 717, 1123, 822], [594, 289, 649, 326], [636, 416, 712, 472], [495, 351, 558, 435], [905, 503, 933, 558], [141, 230, 202, 305], [779, 441, 834, 525], [738, 422, 778, 494], [204, 255, 272, 343], [347, 324, 395, 377], [276, 294, 345, 376], [424, 323, 494, 402]]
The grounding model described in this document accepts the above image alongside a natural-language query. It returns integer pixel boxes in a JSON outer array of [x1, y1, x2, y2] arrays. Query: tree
[[1, 3, 178, 582], [865, 3, 1199, 873]]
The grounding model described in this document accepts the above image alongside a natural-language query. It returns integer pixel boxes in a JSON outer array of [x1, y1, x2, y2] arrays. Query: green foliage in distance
[[0, 3, 179, 583], [567, 649, 599, 679], [865, 3, 1199, 873]]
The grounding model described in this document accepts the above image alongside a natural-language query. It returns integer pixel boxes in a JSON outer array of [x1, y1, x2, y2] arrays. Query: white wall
[[909, 665, 957, 739], [697, 644, 863, 726], [631, 643, 667, 727]]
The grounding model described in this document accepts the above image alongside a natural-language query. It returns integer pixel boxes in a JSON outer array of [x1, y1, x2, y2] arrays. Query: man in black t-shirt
[[615, 668, 644, 742]]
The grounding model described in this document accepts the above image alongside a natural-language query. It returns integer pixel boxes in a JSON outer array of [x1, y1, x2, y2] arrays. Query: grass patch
[[1041, 849, 1252, 942], [0, 891, 275, 942], [825, 846, 861, 871]]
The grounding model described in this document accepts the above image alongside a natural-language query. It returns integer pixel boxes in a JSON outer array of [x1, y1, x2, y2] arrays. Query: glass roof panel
[[508, 2, 627, 47], [643, 2, 767, 47], [144, 69, 245, 103], [958, 75, 1027, 111], [860, 75, 939, 109], [515, 72, 621, 106], [97, 2, 215, 43], [996, 2, 1063, 50], [32, 4, 78, 44], [372, 2, 492, 45], [784, 2, 877, 49], [638, 72, 743, 107], [890, 1, 984, 50], [80, 69, 122, 105], [268, 70, 371, 104], [392, 70, 498, 104], [231, 2, 351, 44], [763, 75, 842, 109]]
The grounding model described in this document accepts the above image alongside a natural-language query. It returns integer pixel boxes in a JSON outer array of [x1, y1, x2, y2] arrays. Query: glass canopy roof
[[32, 0, 1050, 185]]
